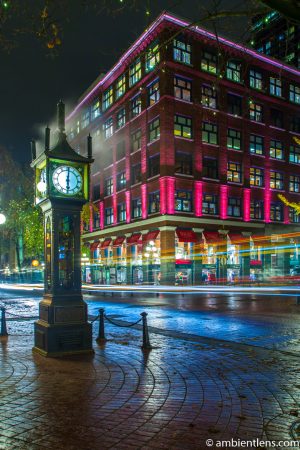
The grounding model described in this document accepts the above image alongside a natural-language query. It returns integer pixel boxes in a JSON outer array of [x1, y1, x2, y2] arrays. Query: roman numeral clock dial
[[52, 165, 83, 195]]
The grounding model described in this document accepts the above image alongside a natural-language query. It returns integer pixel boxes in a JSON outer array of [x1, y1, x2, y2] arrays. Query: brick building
[[68, 12, 300, 285]]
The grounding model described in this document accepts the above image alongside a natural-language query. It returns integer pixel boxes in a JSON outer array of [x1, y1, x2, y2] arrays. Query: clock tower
[[31, 101, 94, 357]]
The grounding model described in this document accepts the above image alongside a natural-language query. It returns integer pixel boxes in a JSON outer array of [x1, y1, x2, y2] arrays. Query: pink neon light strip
[[67, 12, 300, 121]]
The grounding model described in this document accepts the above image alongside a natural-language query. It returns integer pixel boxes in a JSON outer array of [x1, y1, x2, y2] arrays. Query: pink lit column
[[194, 181, 203, 217], [160, 177, 175, 215], [220, 185, 228, 220], [125, 191, 131, 223], [243, 188, 251, 222], [99, 201, 104, 230], [141, 184, 148, 219]]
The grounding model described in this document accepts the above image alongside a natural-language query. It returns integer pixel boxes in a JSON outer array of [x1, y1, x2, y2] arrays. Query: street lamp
[[0, 212, 6, 279], [0, 213, 6, 225], [144, 240, 160, 284]]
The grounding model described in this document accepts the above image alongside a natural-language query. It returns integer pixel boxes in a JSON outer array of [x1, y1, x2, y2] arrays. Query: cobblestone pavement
[[1, 323, 300, 450]]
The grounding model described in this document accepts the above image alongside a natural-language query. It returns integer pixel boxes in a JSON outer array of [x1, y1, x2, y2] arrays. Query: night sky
[[0, 0, 248, 164]]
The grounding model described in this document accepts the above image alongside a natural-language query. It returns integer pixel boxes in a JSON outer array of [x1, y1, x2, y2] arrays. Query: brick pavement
[[1, 324, 300, 450]]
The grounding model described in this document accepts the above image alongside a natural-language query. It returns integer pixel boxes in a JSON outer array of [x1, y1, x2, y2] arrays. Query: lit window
[[270, 140, 283, 160], [173, 38, 191, 65], [249, 69, 263, 90], [289, 175, 300, 193], [202, 122, 218, 145], [93, 210, 100, 229], [270, 203, 283, 221], [104, 177, 113, 196], [227, 129, 241, 150], [227, 162, 242, 183], [148, 117, 160, 142], [174, 115, 192, 139], [76, 120, 80, 134], [289, 208, 300, 223], [250, 135, 264, 155], [148, 79, 160, 106], [249, 101, 263, 122], [202, 194, 218, 215], [81, 110, 90, 129], [174, 76, 192, 102], [201, 85, 217, 109], [228, 198, 242, 217], [102, 86, 113, 111], [105, 207, 114, 226], [290, 84, 300, 104], [175, 190, 192, 212], [131, 129, 142, 152], [250, 167, 264, 187], [270, 77, 282, 96], [270, 171, 284, 189], [148, 191, 160, 213], [129, 59, 142, 87], [91, 100, 100, 120], [103, 118, 113, 139], [146, 42, 160, 72], [116, 74, 126, 98], [201, 51, 217, 73], [117, 172, 126, 191], [132, 198, 142, 218], [117, 203, 126, 222], [226, 61, 241, 82], [116, 108, 126, 129], [250, 200, 264, 219], [130, 95, 142, 118], [290, 145, 300, 164]]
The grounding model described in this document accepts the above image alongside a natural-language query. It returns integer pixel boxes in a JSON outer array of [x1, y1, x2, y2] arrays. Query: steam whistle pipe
[[57, 100, 65, 132], [45, 126, 50, 151], [30, 140, 36, 161], [87, 134, 92, 159]]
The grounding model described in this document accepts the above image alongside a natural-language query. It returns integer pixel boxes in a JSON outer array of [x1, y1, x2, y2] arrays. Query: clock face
[[52, 165, 83, 195]]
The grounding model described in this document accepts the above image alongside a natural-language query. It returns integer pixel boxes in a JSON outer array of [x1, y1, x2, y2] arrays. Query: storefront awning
[[176, 229, 197, 243], [113, 236, 125, 247], [228, 233, 243, 244], [203, 231, 219, 243], [90, 242, 100, 251], [143, 230, 160, 242], [250, 259, 262, 266], [252, 236, 266, 246], [127, 233, 142, 245], [101, 238, 112, 249]]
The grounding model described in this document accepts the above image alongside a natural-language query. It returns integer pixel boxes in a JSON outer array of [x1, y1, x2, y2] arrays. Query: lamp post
[[144, 240, 159, 284], [0, 212, 6, 277]]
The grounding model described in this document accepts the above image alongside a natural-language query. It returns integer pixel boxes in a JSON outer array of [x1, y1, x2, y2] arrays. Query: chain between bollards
[[0, 307, 8, 337], [96, 308, 106, 343], [140, 312, 152, 351]]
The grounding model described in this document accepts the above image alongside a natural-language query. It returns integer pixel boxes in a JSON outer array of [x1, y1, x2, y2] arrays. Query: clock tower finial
[[57, 100, 65, 133]]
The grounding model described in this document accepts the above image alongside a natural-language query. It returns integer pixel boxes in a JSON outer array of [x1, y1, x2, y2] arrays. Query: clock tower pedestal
[[31, 101, 94, 357]]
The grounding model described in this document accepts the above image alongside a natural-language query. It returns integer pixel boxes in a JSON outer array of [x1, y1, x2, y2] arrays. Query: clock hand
[[66, 167, 70, 190]]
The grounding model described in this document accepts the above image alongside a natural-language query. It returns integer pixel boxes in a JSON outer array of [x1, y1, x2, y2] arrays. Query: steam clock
[[31, 101, 94, 357]]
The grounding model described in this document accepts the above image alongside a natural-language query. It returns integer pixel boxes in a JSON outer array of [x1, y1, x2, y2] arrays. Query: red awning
[[113, 236, 125, 247], [127, 233, 142, 245], [203, 231, 220, 243], [176, 229, 198, 243], [250, 259, 262, 266], [90, 242, 100, 251], [101, 238, 112, 249], [252, 236, 266, 245], [143, 230, 160, 242], [228, 233, 243, 244]]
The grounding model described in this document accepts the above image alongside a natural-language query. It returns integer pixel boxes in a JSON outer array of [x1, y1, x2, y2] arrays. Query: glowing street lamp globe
[[0, 213, 6, 225]]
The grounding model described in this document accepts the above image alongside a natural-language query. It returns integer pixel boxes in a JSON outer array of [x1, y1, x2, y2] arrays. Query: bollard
[[140, 312, 152, 350], [96, 308, 106, 343], [0, 307, 8, 337]]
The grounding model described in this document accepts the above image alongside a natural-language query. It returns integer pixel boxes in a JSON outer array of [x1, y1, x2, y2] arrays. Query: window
[[104, 177, 113, 196], [202, 122, 218, 145], [93, 211, 100, 229], [250, 167, 264, 187], [116, 74, 126, 98], [81, 110, 90, 129], [250, 134, 264, 155], [270, 203, 283, 221], [227, 94, 242, 116], [148, 117, 160, 142], [91, 100, 100, 120], [249, 69, 263, 90], [174, 76, 192, 102], [228, 197, 242, 217], [116, 140, 125, 160], [117, 172, 126, 191], [270, 140, 283, 160], [175, 190, 192, 212], [203, 158, 218, 179], [131, 163, 141, 184], [201, 85, 217, 109], [131, 129, 142, 152], [117, 203, 126, 222], [148, 154, 160, 178], [249, 101, 263, 122], [227, 129, 241, 150], [290, 116, 300, 133], [290, 145, 300, 163], [202, 194, 218, 215], [132, 198, 142, 218], [270, 77, 282, 96], [175, 152, 193, 175], [103, 149, 113, 167], [270, 108, 283, 128], [289, 175, 300, 193], [289, 208, 300, 223], [93, 184, 100, 201], [148, 79, 160, 106], [201, 51, 217, 73], [146, 42, 160, 72], [174, 115, 192, 139], [104, 118, 113, 139], [102, 86, 113, 111], [173, 38, 191, 65], [105, 207, 114, 225], [290, 84, 300, 104], [130, 95, 142, 118], [129, 58, 141, 87], [76, 120, 80, 134], [250, 200, 264, 219], [226, 60, 241, 82], [117, 108, 126, 129], [227, 162, 242, 183], [148, 191, 160, 213], [270, 171, 284, 190]]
